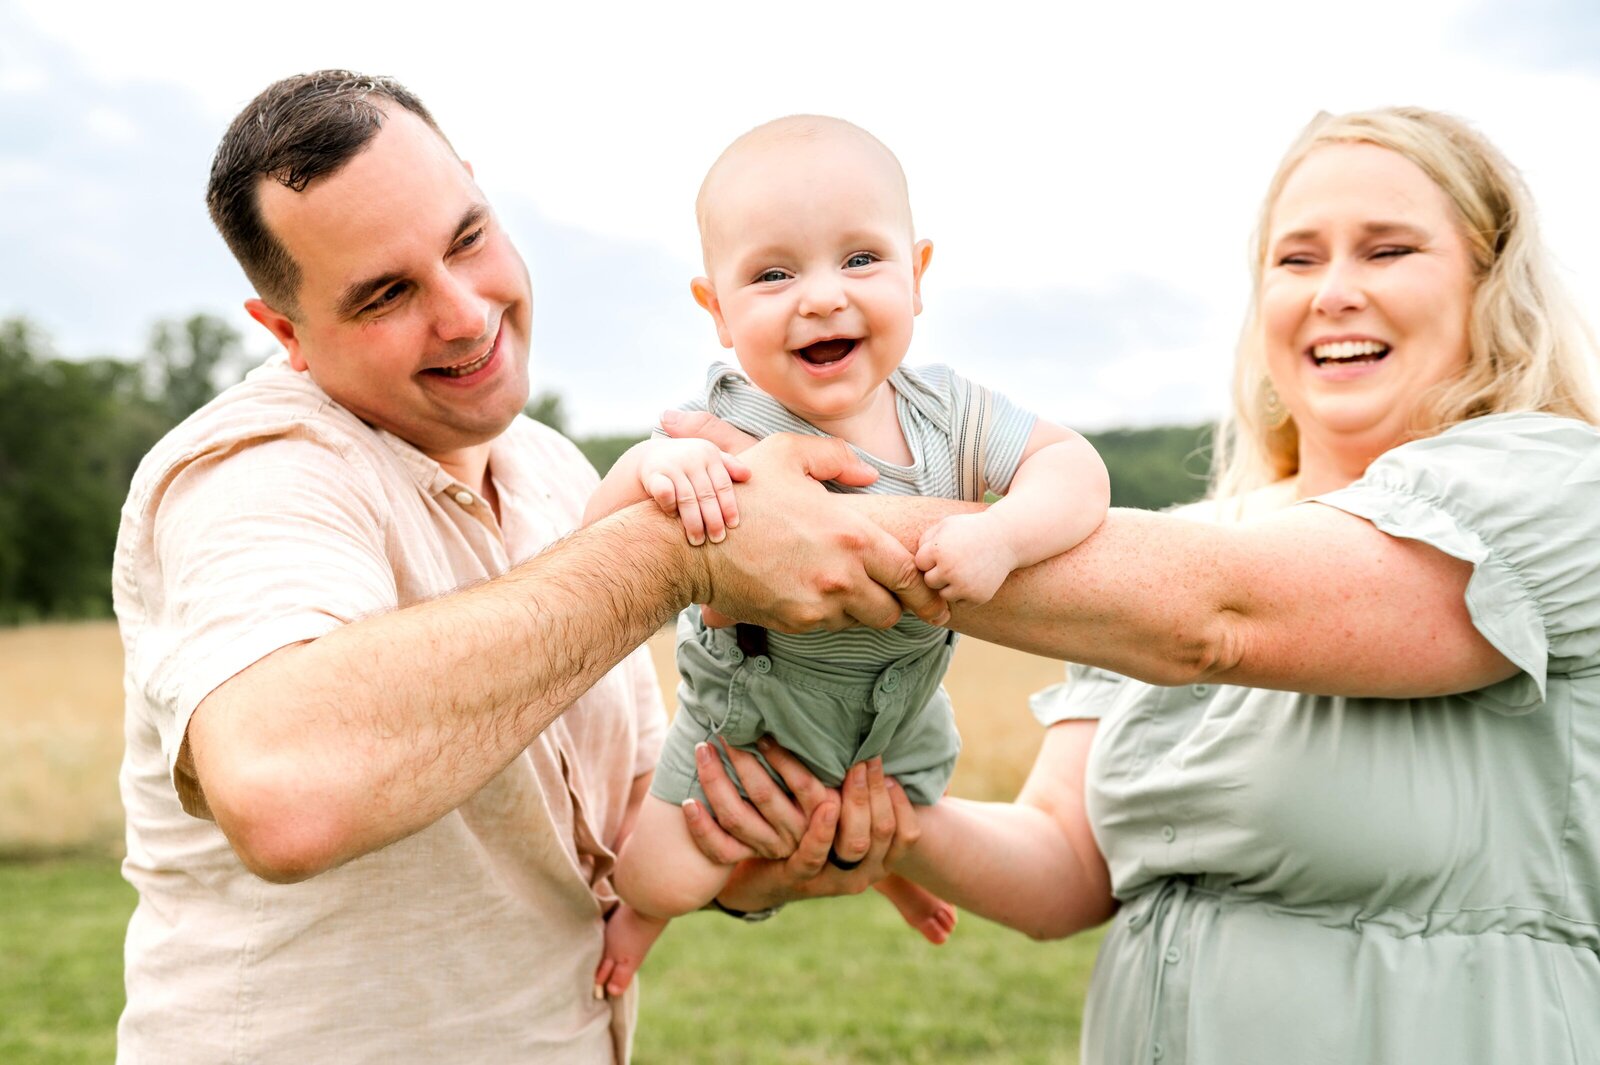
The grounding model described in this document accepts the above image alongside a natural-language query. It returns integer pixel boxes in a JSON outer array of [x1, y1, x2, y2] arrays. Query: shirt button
[[753, 656, 772, 674], [1190, 684, 1210, 697], [1165, 947, 1181, 964], [1161, 824, 1176, 842], [454, 490, 475, 506]]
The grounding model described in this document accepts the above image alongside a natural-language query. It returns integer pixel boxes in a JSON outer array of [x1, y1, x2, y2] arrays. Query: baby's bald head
[[695, 115, 914, 273]]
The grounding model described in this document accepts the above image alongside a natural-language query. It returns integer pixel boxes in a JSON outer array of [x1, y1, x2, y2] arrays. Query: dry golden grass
[[0, 622, 1063, 853]]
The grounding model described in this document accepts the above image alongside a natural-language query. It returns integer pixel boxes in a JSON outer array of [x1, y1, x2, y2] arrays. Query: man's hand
[[662, 417, 948, 632], [680, 737, 923, 911]]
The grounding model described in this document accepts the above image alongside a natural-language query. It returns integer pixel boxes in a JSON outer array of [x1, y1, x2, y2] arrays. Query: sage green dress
[[1031, 413, 1600, 1064]]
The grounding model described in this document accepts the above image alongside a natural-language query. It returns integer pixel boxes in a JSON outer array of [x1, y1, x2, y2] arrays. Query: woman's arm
[[894, 720, 1115, 940], [862, 497, 1515, 699]]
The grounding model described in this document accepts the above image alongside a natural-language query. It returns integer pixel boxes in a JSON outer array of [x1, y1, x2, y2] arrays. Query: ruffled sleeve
[[1030, 662, 1137, 725], [1313, 413, 1600, 715]]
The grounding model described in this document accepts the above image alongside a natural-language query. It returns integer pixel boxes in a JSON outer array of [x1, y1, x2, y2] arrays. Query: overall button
[[1164, 947, 1181, 965], [753, 656, 772, 674], [728, 648, 745, 664], [454, 490, 475, 506], [1153, 1042, 1165, 1060], [881, 669, 900, 692], [1160, 825, 1176, 842], [1190, 684, 1210, 698]]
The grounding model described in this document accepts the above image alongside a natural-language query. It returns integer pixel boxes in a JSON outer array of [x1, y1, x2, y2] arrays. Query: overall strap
[[950, 376, 994, 502]]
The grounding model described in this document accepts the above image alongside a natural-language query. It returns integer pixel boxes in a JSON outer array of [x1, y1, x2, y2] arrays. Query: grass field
[[0, 622, 1098, 1062]]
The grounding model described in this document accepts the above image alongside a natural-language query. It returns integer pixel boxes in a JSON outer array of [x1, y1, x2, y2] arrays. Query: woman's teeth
[[432, 348, 493, 377], [1311, 340, 1390, 365]]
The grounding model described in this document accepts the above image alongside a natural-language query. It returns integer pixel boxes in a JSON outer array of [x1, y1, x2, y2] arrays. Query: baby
[[584, 116, 1110, 998]]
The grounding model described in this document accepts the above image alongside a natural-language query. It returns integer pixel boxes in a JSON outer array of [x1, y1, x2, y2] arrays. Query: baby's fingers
[[673, 473, 709, 546], [710, 461, 740, 534], [644, 472, 678, 518], [687, 467, 728, 543]]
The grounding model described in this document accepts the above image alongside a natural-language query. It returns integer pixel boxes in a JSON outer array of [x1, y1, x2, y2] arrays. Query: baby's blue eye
[[758, 269, 788, 283], [845, 253, 877, 269]]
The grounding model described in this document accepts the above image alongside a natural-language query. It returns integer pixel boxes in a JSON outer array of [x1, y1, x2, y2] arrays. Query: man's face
[[252, 108, 532, 459]]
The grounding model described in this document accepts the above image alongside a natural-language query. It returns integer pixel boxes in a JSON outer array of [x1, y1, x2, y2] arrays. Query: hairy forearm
[[192, 502, 701, 882]]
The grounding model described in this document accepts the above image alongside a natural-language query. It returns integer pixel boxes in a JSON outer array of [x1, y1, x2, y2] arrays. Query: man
[[113, 71, 940, 1064]]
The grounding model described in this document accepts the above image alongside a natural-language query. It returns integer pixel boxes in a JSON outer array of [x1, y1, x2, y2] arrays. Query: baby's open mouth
[[1309, 340, 1390, 366], [794, 339, 858, 365]]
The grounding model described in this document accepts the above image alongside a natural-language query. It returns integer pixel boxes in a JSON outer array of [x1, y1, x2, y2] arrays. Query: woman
[[680, 107, 1600, 1063]]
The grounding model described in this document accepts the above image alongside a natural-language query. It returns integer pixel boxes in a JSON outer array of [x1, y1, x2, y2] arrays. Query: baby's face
[[694, 133, 930, 432]]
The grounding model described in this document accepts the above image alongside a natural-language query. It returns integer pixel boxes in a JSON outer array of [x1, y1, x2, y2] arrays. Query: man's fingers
[[785, 796, 839, 881], [660, 409, 759, 454], [865, 757, 895, 847], [883, 778, 921, 868], [780, 435, 879, 488], [861, 527, 948, 627], [681, 798, 758, 866]]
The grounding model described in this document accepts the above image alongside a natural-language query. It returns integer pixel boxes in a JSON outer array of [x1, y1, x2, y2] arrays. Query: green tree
[[148, 313, 243, 422]]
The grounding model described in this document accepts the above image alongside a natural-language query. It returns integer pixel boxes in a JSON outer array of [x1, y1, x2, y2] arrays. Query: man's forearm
[[191, 502, 701, 882]]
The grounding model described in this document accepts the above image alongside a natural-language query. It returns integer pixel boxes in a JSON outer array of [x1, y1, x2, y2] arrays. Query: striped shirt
[[676, 361, 1036, 671]]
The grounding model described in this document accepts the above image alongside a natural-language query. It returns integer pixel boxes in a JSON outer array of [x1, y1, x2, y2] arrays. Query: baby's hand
[[914, 513, 1017, 606], [639, 438, 751, 546]]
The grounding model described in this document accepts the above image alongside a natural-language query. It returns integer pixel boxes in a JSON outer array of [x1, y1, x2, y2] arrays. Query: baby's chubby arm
[[583, 436, 751, 546], [915, 422, 1109, 604]]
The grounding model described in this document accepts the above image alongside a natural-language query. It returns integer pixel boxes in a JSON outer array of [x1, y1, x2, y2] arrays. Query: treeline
[[0, 314, 1211, 623]]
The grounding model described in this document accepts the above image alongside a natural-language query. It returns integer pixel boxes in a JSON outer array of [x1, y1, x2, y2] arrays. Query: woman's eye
[[845, 252, 877, 269], [757, 269, 789, 283], [1373, 246, 1415, 260], [1277, 254, 1313, 267]]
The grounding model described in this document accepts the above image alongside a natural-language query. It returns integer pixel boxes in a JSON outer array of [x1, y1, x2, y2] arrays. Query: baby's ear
[[911, 239, 934, 316], [691, 277, 734, 349]]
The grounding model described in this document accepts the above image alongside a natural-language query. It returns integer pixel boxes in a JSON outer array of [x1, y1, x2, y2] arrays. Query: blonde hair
[[1211, 107, 1600, 499]]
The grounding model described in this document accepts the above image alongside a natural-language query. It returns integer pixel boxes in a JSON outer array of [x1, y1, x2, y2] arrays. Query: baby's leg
[[875, 874, 958, 945], [595, 902, 668, 999], [614, 794, 735, 918], [597, 795, 736, 998]]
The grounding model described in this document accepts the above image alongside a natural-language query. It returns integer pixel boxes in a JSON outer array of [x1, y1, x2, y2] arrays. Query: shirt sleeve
[[1313, 413, 1600, 715], [130, 431, 396, 813], [1030, 663, 1135, 725]]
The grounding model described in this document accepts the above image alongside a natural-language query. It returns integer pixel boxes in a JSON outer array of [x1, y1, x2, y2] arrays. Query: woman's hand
[[680, 737, 921, 911]]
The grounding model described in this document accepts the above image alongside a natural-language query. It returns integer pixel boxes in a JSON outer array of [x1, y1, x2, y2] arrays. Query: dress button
[[454, 490, 475, 506], [1165, 947, 1181, 964], [1160, 824, 1176, 842], [753, 656, 772, 674], [1190, 684, 1210, 697]]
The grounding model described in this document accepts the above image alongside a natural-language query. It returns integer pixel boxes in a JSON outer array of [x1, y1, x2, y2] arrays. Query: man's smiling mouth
[[794, 338, 858, 365], [426, 342, 496, 378]]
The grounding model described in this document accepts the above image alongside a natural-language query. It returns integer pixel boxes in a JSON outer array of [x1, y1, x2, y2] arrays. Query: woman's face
[[1259, 142, 1477, 474]]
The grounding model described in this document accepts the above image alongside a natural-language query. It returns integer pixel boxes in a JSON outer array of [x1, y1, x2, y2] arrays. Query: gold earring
[[1263, 383, 1290, 430]]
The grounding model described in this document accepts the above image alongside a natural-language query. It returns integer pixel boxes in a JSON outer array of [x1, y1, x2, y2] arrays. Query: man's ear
[[690, 277, 734, 349], [245, 298, 307, 371], [461, 159, 475, 179], [911, 239, 934, 316]]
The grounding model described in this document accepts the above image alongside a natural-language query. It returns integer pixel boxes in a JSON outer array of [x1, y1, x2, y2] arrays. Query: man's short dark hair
[[205, 70, 447, 318]]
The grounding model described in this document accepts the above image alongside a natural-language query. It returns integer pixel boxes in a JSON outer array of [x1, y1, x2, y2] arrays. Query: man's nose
[[432, 270, 490, 342], [1312, 258, 1368, 316], [796, 271, 848, 317]]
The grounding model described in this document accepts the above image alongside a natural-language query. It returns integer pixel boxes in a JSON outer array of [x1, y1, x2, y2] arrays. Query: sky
[[3, 0, 1598, 434]]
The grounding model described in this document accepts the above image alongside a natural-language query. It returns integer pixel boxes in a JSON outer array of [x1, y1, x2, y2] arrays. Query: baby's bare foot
[[595, 903, 669, 999], [874, 873, 958, 945]]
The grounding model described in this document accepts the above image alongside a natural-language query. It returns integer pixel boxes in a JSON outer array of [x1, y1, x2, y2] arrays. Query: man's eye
[[458, 227, 485, 250], [365, 283, 407, 313], [844, 252, 877, 269], [757, 269, 789, 283]]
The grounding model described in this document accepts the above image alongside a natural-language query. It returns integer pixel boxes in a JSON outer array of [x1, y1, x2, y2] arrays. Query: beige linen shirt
[[112, 354, 665, 1064]]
